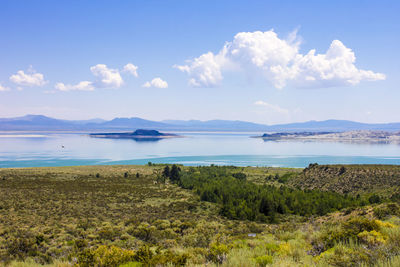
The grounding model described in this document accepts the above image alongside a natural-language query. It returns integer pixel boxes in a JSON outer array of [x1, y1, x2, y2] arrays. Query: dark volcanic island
[[89, 129, 181, 141]]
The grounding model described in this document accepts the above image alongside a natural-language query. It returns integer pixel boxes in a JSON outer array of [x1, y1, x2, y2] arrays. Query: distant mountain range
[[0, 114, 399, 132]]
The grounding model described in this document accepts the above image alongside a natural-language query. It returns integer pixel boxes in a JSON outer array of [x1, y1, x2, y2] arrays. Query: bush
[[315, 217, 381, 251], [98, 226, 119, 241], [6, 232, 39, 260], [128, 223, 157, 242], [342, 217, 380, 237], [232, 172, 246, 181], [369, 194, 381, 204], [254, 255, 273, 266], [119, 262, 143, 267], [77, 245, 135, 267], [132, 245, 153, 264], [358, 230, 387, 246], [150, 250, 188, 266], [208, 242, 229, 264], [316, 243, 371, 266]]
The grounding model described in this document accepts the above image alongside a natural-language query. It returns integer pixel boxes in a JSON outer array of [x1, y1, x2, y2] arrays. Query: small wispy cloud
[[0, 83, 10, 92], [254, 100, 289, 114], [55, 81, 94, 92]]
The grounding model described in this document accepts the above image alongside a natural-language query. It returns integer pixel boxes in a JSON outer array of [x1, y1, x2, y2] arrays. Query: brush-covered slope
[[288, 164, 400, 196]]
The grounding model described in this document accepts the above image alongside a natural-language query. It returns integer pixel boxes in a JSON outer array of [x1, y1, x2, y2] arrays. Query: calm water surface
[[1, 132, 400, 168]]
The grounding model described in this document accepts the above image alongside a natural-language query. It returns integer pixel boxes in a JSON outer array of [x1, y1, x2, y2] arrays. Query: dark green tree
[[162, 166, 170, 178], [170, 165, 181, 183]]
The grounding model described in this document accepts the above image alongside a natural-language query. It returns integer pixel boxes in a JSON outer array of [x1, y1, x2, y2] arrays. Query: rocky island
[[89, 129, 181, 141]]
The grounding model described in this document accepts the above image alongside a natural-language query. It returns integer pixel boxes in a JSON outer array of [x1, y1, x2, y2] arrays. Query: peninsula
[[254, 130, 400, 144]]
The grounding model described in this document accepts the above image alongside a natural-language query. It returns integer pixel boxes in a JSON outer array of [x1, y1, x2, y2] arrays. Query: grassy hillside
[[288, 164, 400, 197], [0, 165, 400, 266]]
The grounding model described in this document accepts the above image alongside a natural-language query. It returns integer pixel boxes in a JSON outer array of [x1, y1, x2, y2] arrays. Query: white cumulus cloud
[[9, 68, 47, 87], [176, 30, 385, 89], [55, 81, 94, 91], [90, 64, 124, 88], [254, 100, 289, 114], [123, 63, 139, 77], [174, 51, 227, 87], [142, 77, 168, 88]]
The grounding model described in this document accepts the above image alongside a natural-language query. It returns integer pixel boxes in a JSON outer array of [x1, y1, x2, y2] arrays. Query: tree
[[232, 172, 246, 181], [368, 194, 381, 204], [339, 166, 346, 175], [162, 166, 170, 178], [170, 165, 181, 183]]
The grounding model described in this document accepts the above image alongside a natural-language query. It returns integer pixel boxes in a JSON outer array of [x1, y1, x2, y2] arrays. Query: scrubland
[[0, 164, 400, 266]]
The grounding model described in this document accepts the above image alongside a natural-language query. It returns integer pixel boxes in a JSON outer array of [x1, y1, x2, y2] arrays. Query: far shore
[[253, 130, 400, 144]]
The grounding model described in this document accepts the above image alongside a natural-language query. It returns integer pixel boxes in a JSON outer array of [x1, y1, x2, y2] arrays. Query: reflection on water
[[128, 138, 163, 142], [0, 132, 399, 168]]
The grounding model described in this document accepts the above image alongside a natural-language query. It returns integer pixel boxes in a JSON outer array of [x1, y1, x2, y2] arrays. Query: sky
[[0, 0, 399, 124]]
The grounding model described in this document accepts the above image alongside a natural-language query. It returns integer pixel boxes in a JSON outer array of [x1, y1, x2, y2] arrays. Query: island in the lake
[[253, 130, 400, 144], [89, 129, 182, 141]]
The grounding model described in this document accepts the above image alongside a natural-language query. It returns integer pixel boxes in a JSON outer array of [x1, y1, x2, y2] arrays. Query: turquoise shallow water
[[0, 132, 400, 168]]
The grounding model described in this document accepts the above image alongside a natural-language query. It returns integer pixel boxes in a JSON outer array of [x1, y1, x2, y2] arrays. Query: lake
[[1, 132, 400, 168]]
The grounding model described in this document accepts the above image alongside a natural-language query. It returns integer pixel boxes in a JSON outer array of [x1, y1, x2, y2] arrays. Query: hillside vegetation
[[289, 164, 400, 197], [0, 164, 400, 266]]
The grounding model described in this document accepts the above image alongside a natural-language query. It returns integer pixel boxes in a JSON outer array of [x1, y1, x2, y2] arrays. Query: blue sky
[[0, 0, 399, 124]]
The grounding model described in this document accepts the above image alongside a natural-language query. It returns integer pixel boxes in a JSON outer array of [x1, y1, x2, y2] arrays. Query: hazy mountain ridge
[[0, 114, 400, 132]]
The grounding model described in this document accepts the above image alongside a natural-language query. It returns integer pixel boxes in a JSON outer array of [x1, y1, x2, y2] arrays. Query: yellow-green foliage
[[278, 242, 292, 256], [207, 242, 229, 264], [118, 262, 142, 267], [315, 242, 370, 266], [314, 217, 382, 250], [374, 203, 400, 219], [2, 165, 400, 267], [375, 219, 396, 229], [358, 230, 387, 245], [363, 255, 400, 267], [77, 245, 135, 267], [1, 259, 71, 267], [253, 255, 273, 266]]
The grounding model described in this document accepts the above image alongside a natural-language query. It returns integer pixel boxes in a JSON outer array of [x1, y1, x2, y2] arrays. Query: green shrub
[[132, 245, 153, 264], [254, 255, 273, 266], [77, 245, 135, 267], [314, 217, 381, 251], [232, 172, 247, 181], [119, 262, 142, 267], [316, 242, 371, 266], [150, 250, 188, 266], [128, 223, 157, 242], [208, 242, 229, 264], [98, 226, 118, 241], [6, 232, 39, 260]]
